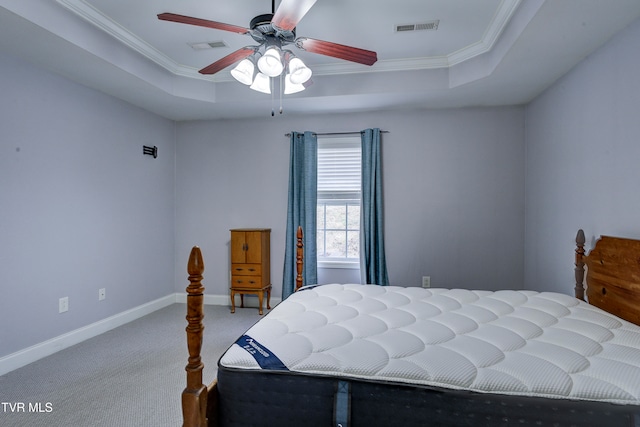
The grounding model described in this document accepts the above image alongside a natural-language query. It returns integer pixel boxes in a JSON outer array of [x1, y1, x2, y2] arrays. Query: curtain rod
[[284, 130, 389, 137]]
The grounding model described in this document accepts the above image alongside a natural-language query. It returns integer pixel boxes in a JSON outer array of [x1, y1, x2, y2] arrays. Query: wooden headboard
[[575, 229, 640, 326]]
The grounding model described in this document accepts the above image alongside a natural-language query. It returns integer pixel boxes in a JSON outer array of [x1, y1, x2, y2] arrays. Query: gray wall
[[2, 8, 638, 371], [175, 107, 525, 299], [0, 52, 176, 358], [524, 18, 640, 293]]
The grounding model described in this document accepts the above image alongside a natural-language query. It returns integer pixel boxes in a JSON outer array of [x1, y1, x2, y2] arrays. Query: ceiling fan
[[158, 0, 378, 95]]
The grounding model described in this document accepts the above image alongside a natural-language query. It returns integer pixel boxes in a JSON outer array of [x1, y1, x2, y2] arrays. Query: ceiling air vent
[[395, 20, 439, 33], [188, 41, 228, 50]]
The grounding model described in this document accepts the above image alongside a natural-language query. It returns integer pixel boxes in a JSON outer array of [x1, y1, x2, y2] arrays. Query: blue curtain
[[360, 128, 389, 286], [282, 131, 318, 299]]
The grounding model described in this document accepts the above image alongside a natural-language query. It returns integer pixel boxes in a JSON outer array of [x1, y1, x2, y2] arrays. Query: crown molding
[[56, 0, 521, 83], [447, 0, 522, 66], [56, 0, 181, 73]]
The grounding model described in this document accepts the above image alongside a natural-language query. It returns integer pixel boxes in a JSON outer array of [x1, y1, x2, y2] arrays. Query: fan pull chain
[[271, 77, 275, 116]]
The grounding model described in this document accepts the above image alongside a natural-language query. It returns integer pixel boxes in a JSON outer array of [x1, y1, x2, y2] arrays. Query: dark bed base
[[216, 366, 640, 427]]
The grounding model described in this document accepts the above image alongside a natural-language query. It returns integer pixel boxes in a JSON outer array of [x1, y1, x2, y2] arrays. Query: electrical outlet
[[422, 276, 431, 288], [59, 297, 69, 313], [98, 288, 106, 301]]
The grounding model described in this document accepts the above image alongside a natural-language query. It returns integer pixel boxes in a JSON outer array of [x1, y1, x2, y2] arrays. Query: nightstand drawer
[[231, 264, 261, 276], [231, 275, 263, 289]]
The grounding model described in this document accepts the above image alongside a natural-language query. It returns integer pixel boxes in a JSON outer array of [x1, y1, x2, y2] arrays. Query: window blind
[[317, 137, 361, 200]]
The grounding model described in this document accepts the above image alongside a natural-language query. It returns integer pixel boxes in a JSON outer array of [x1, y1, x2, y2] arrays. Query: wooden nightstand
[[230, 228, 271, 315]]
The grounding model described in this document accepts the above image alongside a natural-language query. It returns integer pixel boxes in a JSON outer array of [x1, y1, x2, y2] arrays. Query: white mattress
[[219, 284, 640, 405]]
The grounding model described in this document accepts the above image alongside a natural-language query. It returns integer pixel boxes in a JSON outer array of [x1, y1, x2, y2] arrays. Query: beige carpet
[[0, 304, 260, 426]]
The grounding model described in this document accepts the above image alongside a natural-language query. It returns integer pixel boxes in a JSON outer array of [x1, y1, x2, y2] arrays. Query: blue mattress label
[[235, 335, 288, 371]]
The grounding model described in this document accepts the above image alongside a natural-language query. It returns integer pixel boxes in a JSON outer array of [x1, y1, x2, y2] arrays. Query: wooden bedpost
[[575, 229, 586, 301], [183, 246, 207, 427], [295, 226, 304, 291]]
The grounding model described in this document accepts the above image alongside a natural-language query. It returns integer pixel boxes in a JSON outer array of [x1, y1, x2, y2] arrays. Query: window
[[316, 136, 361, 268]]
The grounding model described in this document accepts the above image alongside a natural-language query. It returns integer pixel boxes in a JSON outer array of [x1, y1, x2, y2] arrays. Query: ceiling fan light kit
[[250, 72, 272, 94], [230, 57, 256, 85], [258, 46, 285, 77], [158, 0, 377, 112], [230, 47, 312, 93], [284, 74, 305, 94], [287, 56, 312, 84]]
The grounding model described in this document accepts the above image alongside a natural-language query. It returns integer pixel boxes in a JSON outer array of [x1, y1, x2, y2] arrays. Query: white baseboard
[[0, 294, 177, 376], [0, 292, 280, 376]]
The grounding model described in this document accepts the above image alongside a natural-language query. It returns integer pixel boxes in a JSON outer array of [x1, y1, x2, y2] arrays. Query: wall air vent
[[395, 20, 440, 32], [188, 41, 228, 50]]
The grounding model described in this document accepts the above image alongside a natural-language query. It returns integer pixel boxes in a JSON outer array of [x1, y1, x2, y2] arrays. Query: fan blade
[[158, 13, 250, 34], [296, 38, 377, 66], [272, 0, 317, 31], [199, 47, 255, 75]]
